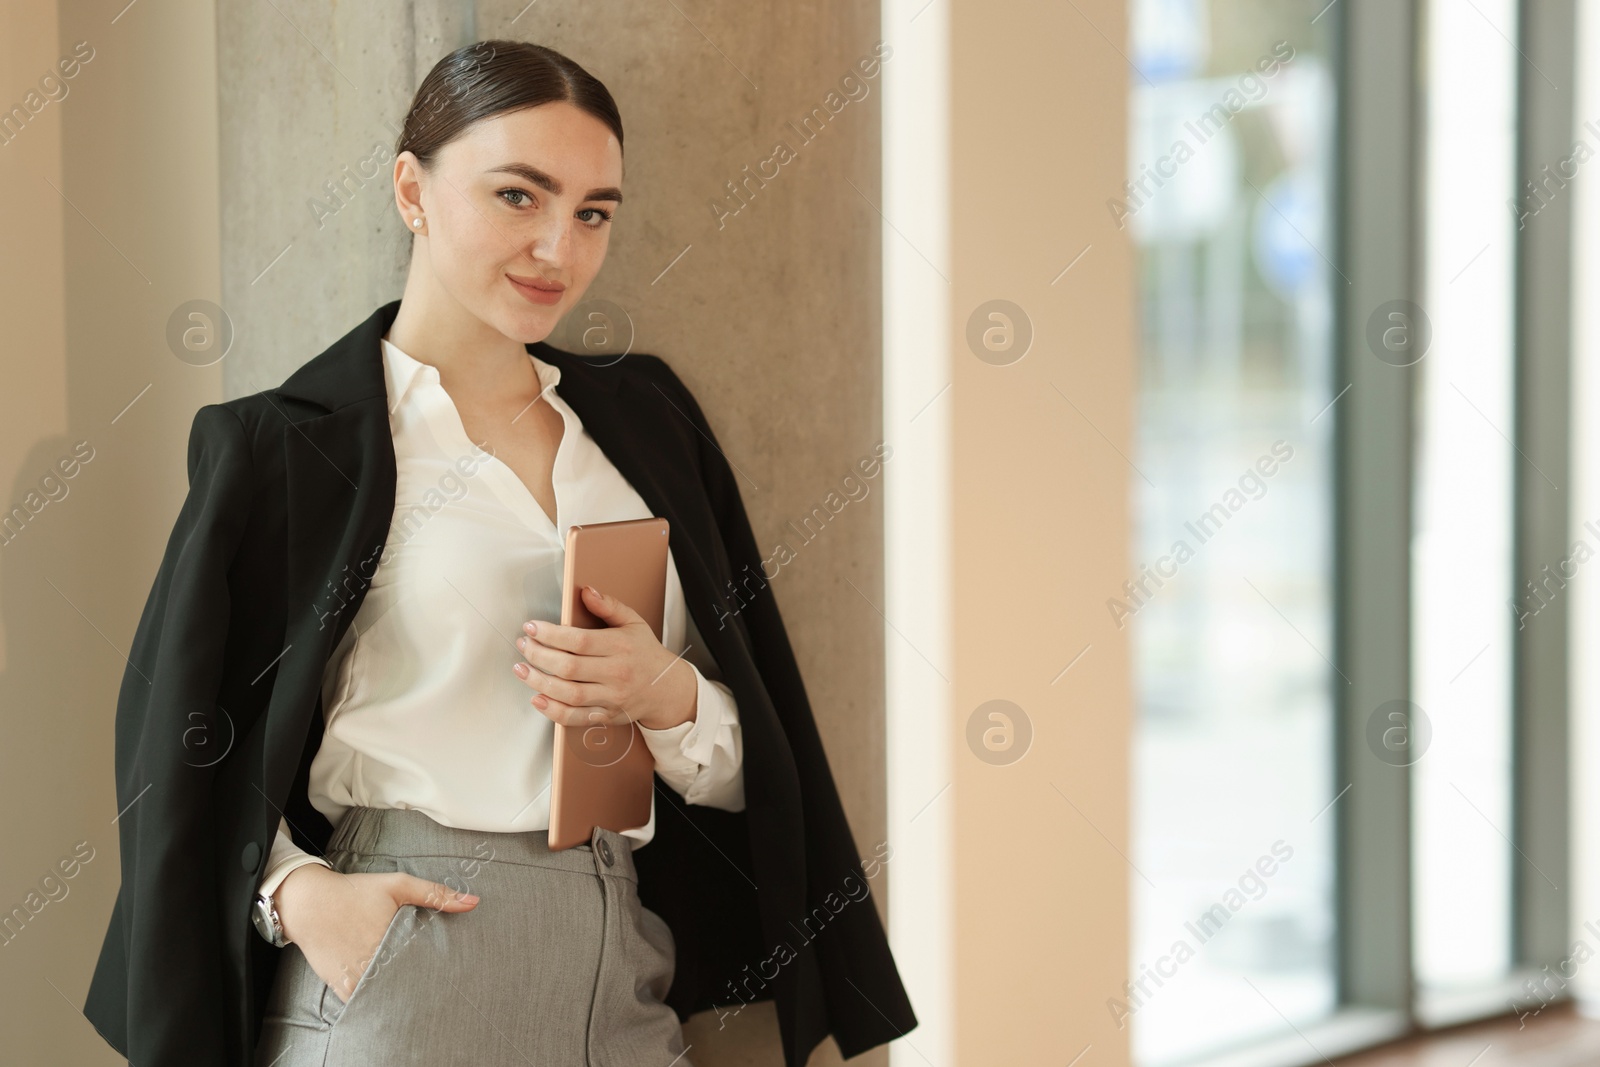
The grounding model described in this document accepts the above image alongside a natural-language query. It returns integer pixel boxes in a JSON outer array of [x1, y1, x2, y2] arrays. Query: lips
[[508, 273, 565, 293], [508, 273, 566, 305]]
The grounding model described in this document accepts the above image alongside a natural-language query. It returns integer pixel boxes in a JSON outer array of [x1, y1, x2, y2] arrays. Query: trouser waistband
[[325, 806, 639, 884]]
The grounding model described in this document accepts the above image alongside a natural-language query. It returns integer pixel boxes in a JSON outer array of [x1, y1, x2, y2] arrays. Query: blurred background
[[2, 0, 1599, 1064]]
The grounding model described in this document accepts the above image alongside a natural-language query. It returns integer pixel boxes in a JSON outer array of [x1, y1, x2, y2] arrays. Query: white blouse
[[258, 337, 745, 898]]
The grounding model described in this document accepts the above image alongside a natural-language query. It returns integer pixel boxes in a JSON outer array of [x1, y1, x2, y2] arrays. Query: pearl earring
[[412, 218, 423, 228]]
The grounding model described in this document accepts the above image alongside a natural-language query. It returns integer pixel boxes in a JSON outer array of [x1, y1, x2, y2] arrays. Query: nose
[[521, 211, 575, 271]]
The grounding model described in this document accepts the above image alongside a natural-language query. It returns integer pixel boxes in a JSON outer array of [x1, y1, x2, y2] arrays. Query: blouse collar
[[379, 334, 562, 416]]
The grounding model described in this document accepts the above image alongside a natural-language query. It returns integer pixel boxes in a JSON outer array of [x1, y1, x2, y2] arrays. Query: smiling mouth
[[508, 274, 567, 304], [508, 273, 565, 293]]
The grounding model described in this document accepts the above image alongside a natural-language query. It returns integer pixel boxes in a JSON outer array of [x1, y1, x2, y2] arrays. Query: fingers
[[514, 606, 651, 713], [521, 613, 630, 658], [580, 584, 644, 626], [391, 873, 479, 912], [522, 618, 600, 654], [512, 648, 600, 708], [525, 692, 636, 729], [516, 631, 608, 689]]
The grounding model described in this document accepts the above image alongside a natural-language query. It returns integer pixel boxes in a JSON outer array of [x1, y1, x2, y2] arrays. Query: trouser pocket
[[318, 900, 418, 1027], [637, 903, 676, 991]]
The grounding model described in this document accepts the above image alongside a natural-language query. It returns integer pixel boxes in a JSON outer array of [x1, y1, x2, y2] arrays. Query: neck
[[385, 249, 537, 402]]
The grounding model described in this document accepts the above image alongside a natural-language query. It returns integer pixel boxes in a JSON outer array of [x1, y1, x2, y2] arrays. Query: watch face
[[252, 897, 279, 944]]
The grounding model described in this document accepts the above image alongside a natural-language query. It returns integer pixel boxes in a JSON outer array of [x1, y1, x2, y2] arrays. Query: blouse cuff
[[258, 817, 333, 899], [637, 662, 743, 809], [638, 662, 729, 768]]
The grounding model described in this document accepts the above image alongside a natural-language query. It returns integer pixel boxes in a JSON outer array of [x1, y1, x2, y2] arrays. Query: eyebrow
[[487, 162, 623, 205]]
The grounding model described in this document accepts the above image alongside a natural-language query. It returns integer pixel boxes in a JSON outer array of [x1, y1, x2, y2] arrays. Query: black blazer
[[83, 299, 916, 1066]]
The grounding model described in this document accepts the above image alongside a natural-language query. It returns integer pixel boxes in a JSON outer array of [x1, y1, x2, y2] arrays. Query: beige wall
[[0, 1, 1135, 1064], [0, 0, 221, 1063], [948, 0, 1134, 1063]]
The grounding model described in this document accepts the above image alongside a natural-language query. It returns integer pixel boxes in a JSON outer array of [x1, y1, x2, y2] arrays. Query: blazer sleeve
[[647, 362, 819, 741], [93, 403, 255, 1064]]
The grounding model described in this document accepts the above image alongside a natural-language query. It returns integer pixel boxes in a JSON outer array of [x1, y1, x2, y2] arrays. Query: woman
[[83, 39, 915, 1067]]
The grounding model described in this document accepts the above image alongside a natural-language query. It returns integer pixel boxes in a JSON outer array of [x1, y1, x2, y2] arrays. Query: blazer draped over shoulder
[[82, 300, 917, 1067]]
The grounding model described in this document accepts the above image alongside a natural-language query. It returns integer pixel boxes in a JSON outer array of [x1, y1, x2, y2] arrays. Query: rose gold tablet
[[547, 516, 670, 850]]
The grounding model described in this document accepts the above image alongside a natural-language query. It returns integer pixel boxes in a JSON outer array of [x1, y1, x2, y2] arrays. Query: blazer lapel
[[261, 303, 399, 800]]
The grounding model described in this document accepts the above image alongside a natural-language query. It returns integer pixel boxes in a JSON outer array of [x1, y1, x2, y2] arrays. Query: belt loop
[[349, 806, 377, 856], [590, 826, 616, 872]]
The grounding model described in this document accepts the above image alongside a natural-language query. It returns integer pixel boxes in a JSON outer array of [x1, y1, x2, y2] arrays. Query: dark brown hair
[[396, 39, 623, 169]]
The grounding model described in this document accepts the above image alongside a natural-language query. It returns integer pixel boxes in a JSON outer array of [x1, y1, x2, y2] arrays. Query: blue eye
[[496, 189, 612, 229]]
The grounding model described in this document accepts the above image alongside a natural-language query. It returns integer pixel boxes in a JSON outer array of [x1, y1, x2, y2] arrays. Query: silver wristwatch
[[251, 891, 289, 948]]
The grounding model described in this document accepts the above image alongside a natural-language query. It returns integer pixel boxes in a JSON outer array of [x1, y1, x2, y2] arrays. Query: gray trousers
[[253, 806, 693, 1067]]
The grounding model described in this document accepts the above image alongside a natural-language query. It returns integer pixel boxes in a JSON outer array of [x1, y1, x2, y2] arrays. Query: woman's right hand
[[274, 863, 479, 1003]]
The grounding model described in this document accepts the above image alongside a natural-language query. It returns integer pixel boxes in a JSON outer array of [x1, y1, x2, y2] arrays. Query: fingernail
[[513, 663, 528, 678], [524, 621, 537, 635], [461, 893, 479, 903]]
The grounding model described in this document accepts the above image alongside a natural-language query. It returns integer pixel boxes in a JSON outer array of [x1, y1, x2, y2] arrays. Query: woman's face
[[398, 101, 623, 344]]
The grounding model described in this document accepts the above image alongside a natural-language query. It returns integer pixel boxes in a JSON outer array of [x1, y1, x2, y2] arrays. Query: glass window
[[1410, 0, 1518, 1009], [1125, 1, 1340, 1062]]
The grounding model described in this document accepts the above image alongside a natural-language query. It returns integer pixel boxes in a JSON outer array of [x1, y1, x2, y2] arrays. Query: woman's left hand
[[512, 584, 698, 732]]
